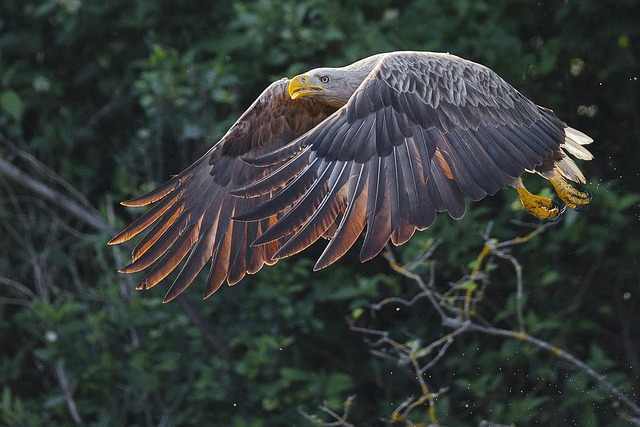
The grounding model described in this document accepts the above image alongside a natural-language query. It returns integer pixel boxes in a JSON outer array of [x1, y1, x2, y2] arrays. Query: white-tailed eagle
[[109, 51, 593, 302]]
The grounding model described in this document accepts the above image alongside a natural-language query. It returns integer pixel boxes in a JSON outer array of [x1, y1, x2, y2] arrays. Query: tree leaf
[[0, 90, 24, 121]]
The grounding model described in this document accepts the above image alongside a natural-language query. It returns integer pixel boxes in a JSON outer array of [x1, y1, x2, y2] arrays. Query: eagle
[[108, 51, 593, 302]]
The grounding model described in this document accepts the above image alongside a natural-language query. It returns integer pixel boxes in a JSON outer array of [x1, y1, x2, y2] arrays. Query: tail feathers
[[550, 126, 593, 184], [555, 156, 586, 184], [562, 127, 594, 161]]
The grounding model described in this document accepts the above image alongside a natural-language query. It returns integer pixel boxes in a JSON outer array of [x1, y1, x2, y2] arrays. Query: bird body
[[109, 51, 593, 302]]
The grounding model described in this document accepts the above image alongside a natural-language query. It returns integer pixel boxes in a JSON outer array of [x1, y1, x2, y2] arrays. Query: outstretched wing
[[109, 78, 336, 301], [235, 52, 568, 269]]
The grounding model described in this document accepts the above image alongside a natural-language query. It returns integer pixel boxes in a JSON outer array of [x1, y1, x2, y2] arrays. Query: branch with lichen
[[306, 221, 640, 426], [299, 395, 357, 427]]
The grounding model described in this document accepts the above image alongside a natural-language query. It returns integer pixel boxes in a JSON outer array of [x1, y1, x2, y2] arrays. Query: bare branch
[[0, 276, 36, 298], [1, 135, 96, 211], [0, 155, 109, 232], [346, 221, 640, 425], [54, 361, 85, 427], [299, 395, 356, 427]]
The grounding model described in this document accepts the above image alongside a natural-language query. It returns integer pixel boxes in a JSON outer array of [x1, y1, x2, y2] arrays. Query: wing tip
[[120, 199, 142, 207], [120, 171, 191, 207], [312, 258, 330, 272], [120, 191, 167, 207], [106, 236, 123, 246], [108, 228, 139, 245], [162, 290, 180, 303], [118, 263, 138, 274]]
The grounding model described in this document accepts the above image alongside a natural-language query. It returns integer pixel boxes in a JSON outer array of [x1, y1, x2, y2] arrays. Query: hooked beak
[[288, 74, 324, 100]]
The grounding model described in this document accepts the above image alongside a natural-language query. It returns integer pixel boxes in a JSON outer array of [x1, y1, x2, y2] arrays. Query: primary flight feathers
[[109, 51, 593, 302]]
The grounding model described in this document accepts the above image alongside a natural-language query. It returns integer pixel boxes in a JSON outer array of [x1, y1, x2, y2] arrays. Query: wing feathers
[[120, 172, 189, 207], [313, 163, 368, 270], [108, 189, 182, 245], [163, 219, 218, 302], [119, 205, 191, 274], [231, 148, 313, 198], [203, 221, 233, 298], [360, 156, 393, 261], [111, 78, 335, 299], [250, 159, 337, 245], [406, 138, 437, 229], [235, 151, 322, 222], [135, 217, 202, 290], [273, 162, 351, 259], [390, 146, 416, 245], [113, 52, 592, 299], [130, 198, 188, 262]]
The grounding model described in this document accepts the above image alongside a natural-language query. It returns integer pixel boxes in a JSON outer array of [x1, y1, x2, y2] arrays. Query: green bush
[[1, 0, 639, 425]]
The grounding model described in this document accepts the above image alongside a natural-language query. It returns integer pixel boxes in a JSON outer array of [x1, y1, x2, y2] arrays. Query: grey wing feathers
[[237, 52, 570, 267], [109, 79, 335, 301]]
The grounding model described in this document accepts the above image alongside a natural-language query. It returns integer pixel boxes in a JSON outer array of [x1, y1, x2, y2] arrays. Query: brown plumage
[[110, 51, 593, 301]]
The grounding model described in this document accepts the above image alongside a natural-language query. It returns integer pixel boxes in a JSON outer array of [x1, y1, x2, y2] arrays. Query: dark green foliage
[[1, 0, 639, 425]]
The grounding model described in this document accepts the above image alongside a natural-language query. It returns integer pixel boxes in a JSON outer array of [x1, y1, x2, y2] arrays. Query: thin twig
[[0, 276, 36, 298], [383, 248, 447, 320], [0, 156, 109, 232], [299, 395, 356, 427], [348, 222, 640, 425], [454, 319, 640, 421], [1, 135, 96, 211], [489, 247, 525, 332], [54, 361, 84, 427]]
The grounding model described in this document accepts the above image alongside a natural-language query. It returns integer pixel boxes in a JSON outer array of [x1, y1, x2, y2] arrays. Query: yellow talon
[[549, 176, 591, 209], [514, 185, 564, 220]]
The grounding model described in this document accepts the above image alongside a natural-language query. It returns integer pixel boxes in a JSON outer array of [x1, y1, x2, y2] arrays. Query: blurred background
[[1, 0, 639, 425]]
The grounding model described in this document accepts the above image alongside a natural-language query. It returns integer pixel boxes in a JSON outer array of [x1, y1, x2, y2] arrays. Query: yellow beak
[[288, 74, 324, 99]]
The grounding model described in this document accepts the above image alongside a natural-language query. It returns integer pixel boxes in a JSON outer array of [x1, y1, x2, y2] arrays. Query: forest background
[[1, 0, 639, 425]]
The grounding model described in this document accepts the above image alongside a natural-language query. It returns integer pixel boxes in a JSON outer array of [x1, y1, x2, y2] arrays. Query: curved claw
[[573, 191, 591, 212], [514, 185, 563, 221], [544, 200, 566, 222], [549, 177, 591, 209]]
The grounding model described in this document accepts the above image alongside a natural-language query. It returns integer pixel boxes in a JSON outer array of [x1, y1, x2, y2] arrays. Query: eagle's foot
[[549, 177, 591, 209], [515, 186, 565, 221]]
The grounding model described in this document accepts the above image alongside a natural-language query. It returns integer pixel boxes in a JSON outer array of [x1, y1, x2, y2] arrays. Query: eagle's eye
[[319, 76, 330, 83]]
